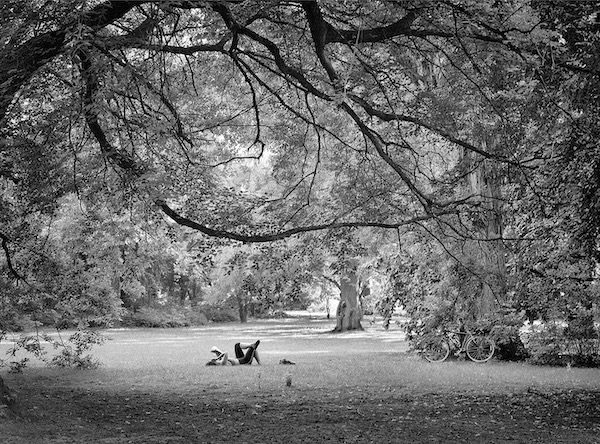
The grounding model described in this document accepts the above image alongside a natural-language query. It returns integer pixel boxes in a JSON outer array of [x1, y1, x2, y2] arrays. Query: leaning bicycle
[[421, 329, 495, 363]]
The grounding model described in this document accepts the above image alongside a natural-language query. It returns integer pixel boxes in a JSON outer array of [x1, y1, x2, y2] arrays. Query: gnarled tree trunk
[[334, 269, 363, 332]]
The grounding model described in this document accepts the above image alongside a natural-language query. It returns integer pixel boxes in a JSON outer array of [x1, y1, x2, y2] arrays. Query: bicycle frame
[[446, 330, 471, 354]]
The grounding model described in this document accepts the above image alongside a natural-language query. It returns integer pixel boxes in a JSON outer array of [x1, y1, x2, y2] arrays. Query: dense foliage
[[0, 1, 599, 368]]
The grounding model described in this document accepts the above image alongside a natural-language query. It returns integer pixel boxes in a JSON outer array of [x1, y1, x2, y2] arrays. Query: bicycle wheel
[[465, 335, 495, 363], [422, 337, 450, 363]]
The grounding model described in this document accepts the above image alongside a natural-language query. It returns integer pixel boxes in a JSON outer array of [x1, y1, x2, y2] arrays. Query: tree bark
[[333, 269, 363, 332], [464, 138, 508, 317], [237, 292, 249, 323], [0, 375, 17, 418]]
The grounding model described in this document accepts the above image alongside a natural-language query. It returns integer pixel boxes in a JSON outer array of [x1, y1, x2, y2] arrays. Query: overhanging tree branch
[[157, 199, 457, 243], [211, 2, 331, 100], [78, 50, 145, 175], [0, 1, 145, 122], [0, 232, 24, 281], [302, 2, 340, 84], [348, 94, 522, 165]]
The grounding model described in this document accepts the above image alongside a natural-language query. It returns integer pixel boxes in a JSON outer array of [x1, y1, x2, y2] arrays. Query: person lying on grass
[[206, 340, 261, 366]]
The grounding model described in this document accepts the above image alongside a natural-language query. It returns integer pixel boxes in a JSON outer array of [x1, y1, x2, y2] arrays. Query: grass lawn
[[1, 316, 600, 443]]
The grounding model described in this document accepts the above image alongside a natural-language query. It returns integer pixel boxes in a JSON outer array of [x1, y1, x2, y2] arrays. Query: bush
[[521, 323, 567, 366], [121, 306, 208, 328], [488, 314, 529, 362], [198, 304, 238, 323], [3, 329, 105, 370], [521, 322, 600, 367], [49, 329, 104, 369], [255, 310, 289, 319], [185, 307, 210, 326], [0, 313, 38, 332]]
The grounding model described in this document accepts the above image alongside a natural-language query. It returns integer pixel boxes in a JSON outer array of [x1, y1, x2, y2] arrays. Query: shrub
[[521, 321, 600, 367], [49, 329, 104, 369], [521, 323, 568, 366], [488, 314, 529, 362], [198, 304, 238, 323], [1, 328, 106, 371], [255, 310, 289, 319], [184, 307, 210, 326], [120, 306, 208, 328], [0, 313, 38, 332], [121, 307, 178, 328]]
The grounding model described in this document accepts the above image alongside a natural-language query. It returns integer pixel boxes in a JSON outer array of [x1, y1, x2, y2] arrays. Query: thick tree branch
[[211, 2, 331, 100], [301, 1, 508, 46], [0, 1, 145, 122], [157, 199, 455, 243], [100, 38, 228, 54], [325, 9, 420, 44], [0, 232, 24, 281], [78, 49, 145, 175], [322, 275, 341, 290], [302, 2, 340, 84]]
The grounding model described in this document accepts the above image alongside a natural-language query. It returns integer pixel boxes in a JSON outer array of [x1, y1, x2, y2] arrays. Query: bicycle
[[421, 329, 495, 363]]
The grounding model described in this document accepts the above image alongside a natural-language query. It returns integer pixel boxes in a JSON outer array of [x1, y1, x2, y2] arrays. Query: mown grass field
[[1, 316, 600, 443]]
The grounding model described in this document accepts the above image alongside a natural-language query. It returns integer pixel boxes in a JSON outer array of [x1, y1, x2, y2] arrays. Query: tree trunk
[[334, 269, 363, 332], [0, 376, 17, 418], [464, 138, 508, 318], [178, 275, 189, 305], [189, 281, 199, 307], [237, 292, 249, 323]]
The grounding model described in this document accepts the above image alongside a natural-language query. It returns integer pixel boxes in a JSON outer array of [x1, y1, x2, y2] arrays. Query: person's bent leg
[[234, 343, 244, 359], [237, 347, 255, 365], [237, 341, 260, 365]]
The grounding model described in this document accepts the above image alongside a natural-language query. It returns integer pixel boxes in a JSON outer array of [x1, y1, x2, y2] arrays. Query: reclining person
[[206, 340, 261, 366]]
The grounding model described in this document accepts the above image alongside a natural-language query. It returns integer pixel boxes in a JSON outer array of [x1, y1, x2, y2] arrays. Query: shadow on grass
[[2, 319, 600, 443]]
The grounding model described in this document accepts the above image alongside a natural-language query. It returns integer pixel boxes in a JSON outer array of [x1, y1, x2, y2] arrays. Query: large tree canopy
[[1, 0, 599, 333], [0, 1, 547, 235]]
